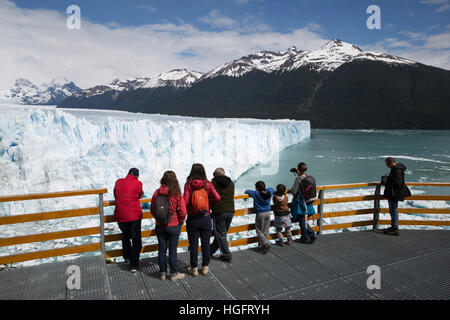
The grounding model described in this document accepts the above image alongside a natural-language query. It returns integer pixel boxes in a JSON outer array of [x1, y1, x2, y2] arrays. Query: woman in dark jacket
[[183, 164, 221, 276], [151, 171, 187, 281]]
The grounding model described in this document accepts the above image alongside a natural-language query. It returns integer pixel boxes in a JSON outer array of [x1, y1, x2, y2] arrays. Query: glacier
[[0, 106, 310, 215]]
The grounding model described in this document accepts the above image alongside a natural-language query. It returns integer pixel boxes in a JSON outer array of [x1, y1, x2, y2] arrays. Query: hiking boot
[[160, 272, 166, 280], [188, 267, 199, 277], [170, 272, 185, 281], [219, 255, 232, 263], [299, 237, 309, 244], [256, 245, 266, 253], [383, 227, 393, 234], [385, 227, 399, 236], [201, 266, 209, 276]]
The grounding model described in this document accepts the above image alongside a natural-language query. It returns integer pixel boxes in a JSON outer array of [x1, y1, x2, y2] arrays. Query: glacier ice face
[[0, 106, 310, 215]]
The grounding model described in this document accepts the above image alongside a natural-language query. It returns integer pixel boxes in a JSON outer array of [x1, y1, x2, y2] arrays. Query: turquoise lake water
[[236, 129, 450, 195]]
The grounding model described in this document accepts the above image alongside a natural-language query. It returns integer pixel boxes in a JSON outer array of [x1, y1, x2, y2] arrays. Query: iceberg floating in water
[[0, 106, 310, 214]]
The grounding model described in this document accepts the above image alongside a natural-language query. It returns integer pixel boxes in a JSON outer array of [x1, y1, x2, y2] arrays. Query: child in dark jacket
[[272, 184, 293, 246], [245, 181, 274, 254]]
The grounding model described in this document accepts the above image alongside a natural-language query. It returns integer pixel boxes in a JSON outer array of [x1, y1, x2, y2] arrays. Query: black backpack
[[299, 175, 317, 204], [154, 193, 172, 226]]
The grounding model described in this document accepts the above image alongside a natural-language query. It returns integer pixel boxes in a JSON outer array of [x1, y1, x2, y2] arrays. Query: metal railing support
[[373, 184, 381, 230], [317, 190, 325, 235], [98, 193, 106, 259]]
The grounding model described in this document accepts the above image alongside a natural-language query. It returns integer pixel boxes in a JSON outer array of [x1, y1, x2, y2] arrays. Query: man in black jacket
[[381, 157, 411, 236], [210, 168, 235, 262]]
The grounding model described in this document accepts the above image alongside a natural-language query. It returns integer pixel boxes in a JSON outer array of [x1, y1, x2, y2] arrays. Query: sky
[[1, 0, 449, 90]]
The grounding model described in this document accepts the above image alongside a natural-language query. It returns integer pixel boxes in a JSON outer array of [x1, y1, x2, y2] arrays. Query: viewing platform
[[0, 182, 449, 300], [0, 229, 449, 300]]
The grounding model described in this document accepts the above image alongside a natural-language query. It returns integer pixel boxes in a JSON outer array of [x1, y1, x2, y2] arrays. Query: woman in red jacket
[[114, 168, 144, 273], [184, 163, 221, 277], [151, 171, 187, 281]]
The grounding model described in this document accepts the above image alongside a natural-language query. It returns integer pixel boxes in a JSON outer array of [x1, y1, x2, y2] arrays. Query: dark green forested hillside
[[59, 60, 450, 129]]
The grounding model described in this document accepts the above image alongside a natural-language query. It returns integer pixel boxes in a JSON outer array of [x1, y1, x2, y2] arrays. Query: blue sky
[[13, 0, 450, 45], [1, 0, 449, 89]]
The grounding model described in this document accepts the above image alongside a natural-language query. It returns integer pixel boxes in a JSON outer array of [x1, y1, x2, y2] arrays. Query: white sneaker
[[201, 266, 209, 276], [171, 273, 185, 281], [188, 267, 199, 277]]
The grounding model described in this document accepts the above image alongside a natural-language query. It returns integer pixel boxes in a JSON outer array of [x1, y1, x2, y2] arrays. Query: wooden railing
[[1, 182, 449, 265]]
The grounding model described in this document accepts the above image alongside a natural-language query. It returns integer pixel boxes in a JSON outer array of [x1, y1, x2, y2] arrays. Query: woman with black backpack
[[183, 164, 221, 277], [150, 171, 187, 281]]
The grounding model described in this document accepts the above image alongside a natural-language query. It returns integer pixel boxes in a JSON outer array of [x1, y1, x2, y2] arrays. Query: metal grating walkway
[[1, 230, 449, 300]]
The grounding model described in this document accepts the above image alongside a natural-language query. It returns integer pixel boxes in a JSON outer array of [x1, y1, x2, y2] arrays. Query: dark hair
[[297, 162, 307, 174], [275, 184, 286, 196], [255, 181, 271, 200], [255, 181, 265, 191], [128, 168, 139, 176], [385, 157, 396, 164], [187, 163, 208, 182], [160, 171, 181, 197]]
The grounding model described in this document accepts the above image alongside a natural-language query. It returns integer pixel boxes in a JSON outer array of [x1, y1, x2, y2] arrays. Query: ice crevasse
[[0, 107, 310, 214]]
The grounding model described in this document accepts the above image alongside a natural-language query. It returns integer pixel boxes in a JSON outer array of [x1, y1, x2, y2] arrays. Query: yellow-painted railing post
[[373, 184, 381, 230], [317, 190, 324, 235], [98, 193, 106, 259]]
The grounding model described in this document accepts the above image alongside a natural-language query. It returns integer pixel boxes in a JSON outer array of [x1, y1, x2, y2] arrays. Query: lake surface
[[236, 129, 450, 194]]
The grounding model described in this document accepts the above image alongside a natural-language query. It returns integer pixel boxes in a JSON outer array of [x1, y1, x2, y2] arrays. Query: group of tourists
[[113, 164, 236, 281], [113, 157, 410, 281]]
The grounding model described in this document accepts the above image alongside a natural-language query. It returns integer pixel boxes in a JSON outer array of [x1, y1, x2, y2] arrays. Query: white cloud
[[424, 32, 450, 49], [0, 0, 327, 90], [1, 0, 448, 93], [420, 0, 450, 12], [136, 5, 157, 12], [233, 0, 264, 6], [362, 30, 450, 70], [198, 9, 238, 29]]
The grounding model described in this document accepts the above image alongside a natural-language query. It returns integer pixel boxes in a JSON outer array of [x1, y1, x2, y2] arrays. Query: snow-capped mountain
[[204, 39, 415, 78], [58, 39, 450, 129], [77, 69, 204, 98], [140, 68, 204, 88], [68, 39, 417, 98], [77, 77, 151, 98], [202, 46, 298, 79], [1, 78, 81, 105]]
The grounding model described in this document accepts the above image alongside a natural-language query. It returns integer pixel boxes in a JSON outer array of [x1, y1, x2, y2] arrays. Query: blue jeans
[[388, 200, 399, 229], [155, 224, 181, 275], [186, 215, 212, 268], [298, 214, 316, 243]]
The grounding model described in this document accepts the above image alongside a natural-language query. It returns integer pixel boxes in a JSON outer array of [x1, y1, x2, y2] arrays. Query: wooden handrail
[[0, 182, 449, 265], [0, 207, 100, 225], [0, 188, 108, 203]]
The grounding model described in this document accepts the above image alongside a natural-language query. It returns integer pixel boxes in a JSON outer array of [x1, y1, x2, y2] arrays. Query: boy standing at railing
[[273, 184, 293, 246], [245, 181, 274, 254]]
